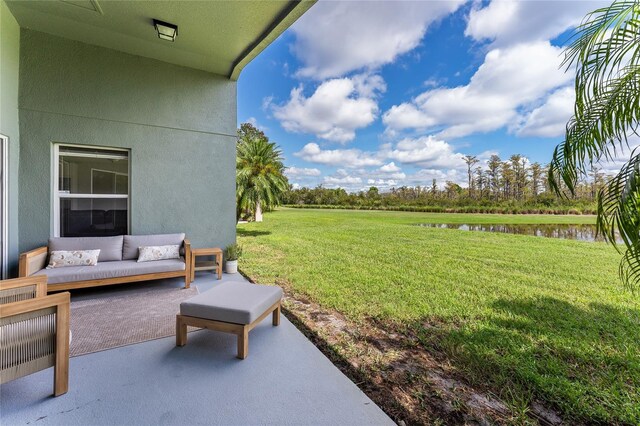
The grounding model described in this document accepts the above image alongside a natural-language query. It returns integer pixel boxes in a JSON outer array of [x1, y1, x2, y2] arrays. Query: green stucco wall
[[18, 29, 237, 254], [0, 1, 20, 276]]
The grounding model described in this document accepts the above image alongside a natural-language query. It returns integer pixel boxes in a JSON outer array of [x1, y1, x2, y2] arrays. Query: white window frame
[[1, 134, 8, 279], [52, 144, 130, 237]]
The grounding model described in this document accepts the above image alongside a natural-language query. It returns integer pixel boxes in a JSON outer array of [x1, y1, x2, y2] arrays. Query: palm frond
[[549, 66, 640, 194], [620, 242, 640, 292], [551, 0, 640, 291], [597, 149, 640, 248]]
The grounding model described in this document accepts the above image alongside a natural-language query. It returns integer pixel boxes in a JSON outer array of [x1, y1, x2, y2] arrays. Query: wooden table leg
[[191, 254, 196, 283], [272, 303, 281, 326], [176, 315, 187, 346], [237, 326, 249, 359], [216, 252, 222, 280]]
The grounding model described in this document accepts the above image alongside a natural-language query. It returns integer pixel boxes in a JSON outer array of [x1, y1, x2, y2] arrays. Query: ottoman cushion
[[180, 282, 283, 325]]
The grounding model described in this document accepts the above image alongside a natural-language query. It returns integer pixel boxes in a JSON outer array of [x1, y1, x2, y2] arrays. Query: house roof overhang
[[5, 0, 315, 80]]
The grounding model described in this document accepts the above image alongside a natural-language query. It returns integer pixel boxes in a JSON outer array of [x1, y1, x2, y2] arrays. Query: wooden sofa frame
[[0, 276, 70, 396], [19, 240, 192, 293]]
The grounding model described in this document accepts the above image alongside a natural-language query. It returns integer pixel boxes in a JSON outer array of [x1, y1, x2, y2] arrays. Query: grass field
[[237, 208, 639, 424]]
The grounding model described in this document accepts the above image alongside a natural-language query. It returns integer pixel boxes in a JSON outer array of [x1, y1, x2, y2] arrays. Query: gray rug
[[70, 284, 198, 357]]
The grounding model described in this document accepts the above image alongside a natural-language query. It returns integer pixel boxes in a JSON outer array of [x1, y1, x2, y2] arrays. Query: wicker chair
[[0, 276, 70, 396]]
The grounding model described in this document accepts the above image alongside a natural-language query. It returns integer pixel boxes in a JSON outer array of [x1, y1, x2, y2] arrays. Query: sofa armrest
[[0, 276, 48, 301], [0, 291, 70, 395], [183, 238, 191, 267], [19, 247, 48, 277], [0, 291, 69, 318]]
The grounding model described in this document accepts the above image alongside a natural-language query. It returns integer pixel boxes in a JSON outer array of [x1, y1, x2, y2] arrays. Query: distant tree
[[236, 130, 288, 222], [487, 155, 502, 200], [444, 181, 462, 199], [475, 167, 486, 199], [501, 162, 514, 199], [530, 162, 543, 196], [237, 122, 267, 146], [367, 186, 380, 199], [510, 154, 526, 200], [463, 155, 479, 197], [549, 0, 639, 289]]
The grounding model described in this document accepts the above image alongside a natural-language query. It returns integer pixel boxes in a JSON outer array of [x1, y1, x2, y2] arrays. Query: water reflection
[[414, 223, 618, 243]]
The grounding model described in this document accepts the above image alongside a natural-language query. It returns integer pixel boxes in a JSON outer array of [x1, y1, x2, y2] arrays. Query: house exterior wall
[[0, 1, 21, 276], [18, 29, 237, 256]]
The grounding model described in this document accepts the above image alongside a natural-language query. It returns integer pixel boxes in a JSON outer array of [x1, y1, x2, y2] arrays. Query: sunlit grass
[[238, 208, 639, 424]]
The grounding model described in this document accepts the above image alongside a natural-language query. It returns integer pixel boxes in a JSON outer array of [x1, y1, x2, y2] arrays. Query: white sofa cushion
[[47, 249, 100, 268], [137, 245, 181, 262]]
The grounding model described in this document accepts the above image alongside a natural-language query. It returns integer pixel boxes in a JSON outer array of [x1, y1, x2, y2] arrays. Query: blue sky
[[238, 0, 610, 192]]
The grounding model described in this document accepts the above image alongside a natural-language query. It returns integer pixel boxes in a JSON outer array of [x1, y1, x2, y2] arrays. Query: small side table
[[191, 247, 223, 282]]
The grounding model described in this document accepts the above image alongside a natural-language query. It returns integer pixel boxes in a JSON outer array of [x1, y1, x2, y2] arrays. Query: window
[[54, 145, 129, 237]]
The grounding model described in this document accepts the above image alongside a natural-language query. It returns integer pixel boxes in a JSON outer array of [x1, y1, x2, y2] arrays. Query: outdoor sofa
[[19, 234, 191, 293]]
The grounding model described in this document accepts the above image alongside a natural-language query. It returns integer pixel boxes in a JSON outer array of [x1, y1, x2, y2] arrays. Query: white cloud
[[367, 178, 399, 187], [291, 0, 465, 79], [322, 169, 401, 192], [273, 74, 385, 143], [318, 165, 468, 192], [379, 162, 402, 173], [291, 138, 504, 191], [384, 136, 466, 169], [261, 96, 274, 112], [383, 42, 573, 138], [295, 134, 477, 175], [465, 0, 608, 46], [406, 168, 466, 188], [323, 175, 362, 186], [515, 87, 575, 138], [244, 116, 268, 132], [285, 167, 322, 177], [352, 74, 387, 98], [294, 142, 383, 168], [597, 136, 640, 176]]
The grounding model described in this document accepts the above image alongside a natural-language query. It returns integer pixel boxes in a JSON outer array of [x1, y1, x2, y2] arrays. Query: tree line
[[284, 153, 610, 214]]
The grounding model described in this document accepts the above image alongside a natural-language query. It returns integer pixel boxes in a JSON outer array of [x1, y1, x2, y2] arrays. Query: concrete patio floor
[[1, 273, 393, 425]]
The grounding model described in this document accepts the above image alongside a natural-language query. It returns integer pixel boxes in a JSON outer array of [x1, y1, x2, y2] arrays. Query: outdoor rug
[[69, 284, 199, 357]]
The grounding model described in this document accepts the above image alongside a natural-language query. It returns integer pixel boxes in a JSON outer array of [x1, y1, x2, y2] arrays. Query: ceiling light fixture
[[153, 19, 178, 42]]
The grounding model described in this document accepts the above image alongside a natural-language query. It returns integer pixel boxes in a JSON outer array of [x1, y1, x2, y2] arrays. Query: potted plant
[[224, 243, 242, 274]]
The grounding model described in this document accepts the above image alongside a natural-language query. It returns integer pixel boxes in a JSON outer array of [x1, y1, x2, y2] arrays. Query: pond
[[414, 223, 618, 243]]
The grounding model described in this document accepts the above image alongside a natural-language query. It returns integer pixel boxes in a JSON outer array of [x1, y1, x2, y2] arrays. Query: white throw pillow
[[47, 249, 100, 269], [137, 245, 181, 262]]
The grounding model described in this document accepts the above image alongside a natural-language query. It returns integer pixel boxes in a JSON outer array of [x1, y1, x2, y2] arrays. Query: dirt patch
[[245, 273, 565, 425]]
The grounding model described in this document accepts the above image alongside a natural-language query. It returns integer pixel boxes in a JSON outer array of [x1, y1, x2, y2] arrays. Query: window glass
[[58, 148, 128, 195], [59, 198, 128, 237], [55, 145, 129, 237]]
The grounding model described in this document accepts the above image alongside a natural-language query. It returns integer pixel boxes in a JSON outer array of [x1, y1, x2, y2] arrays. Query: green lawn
[[237, 208, 639, 424]]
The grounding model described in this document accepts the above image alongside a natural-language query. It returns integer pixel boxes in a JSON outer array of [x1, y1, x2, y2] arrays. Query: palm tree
[[549, 0, 639, 290], [236, 133, 288, 222]]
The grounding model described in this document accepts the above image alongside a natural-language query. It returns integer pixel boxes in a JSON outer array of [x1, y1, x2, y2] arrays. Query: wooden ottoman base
[[176, 300, 281, 359]]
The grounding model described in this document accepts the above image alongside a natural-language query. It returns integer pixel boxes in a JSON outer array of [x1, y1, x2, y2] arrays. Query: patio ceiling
[[5, 0, 314, 79]]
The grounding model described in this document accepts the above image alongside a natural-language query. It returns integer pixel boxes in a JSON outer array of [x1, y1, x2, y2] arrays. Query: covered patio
[[1, 274, 392, 425], [0, 1, 392, 423]]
